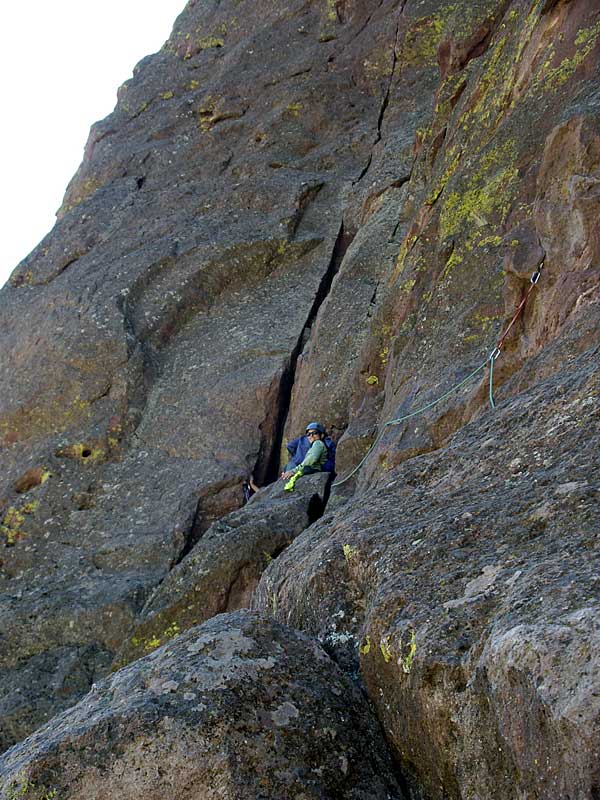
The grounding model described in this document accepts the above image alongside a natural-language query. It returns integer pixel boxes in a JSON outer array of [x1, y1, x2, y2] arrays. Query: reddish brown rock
[[255, 323, 600, 799], [0, 0, 395, 746], [0, 1, 599, 798], [13, 467, 49, 494]]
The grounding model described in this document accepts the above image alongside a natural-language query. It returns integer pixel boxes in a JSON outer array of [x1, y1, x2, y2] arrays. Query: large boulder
[[0, 611, 404, 800]]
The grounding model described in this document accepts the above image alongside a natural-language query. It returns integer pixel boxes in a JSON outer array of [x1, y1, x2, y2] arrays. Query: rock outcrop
[[1, 0, 599, 798], [115, 472, 330, 667], [0, 611, 404, 800], [256, 330, 600, 799], [0, 0, 388, 747]]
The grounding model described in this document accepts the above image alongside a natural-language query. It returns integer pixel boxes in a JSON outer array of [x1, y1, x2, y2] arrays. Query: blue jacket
[[287, 435, 336, 472]]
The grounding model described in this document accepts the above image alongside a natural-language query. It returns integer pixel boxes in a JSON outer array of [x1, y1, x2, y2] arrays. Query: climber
[[281, 422, 335, 492]]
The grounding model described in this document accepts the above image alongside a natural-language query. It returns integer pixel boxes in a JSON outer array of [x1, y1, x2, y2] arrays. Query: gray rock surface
[[1, 0, 599, 798], [0, 611, 404, 800], [255, 323, 600, 799], [115, 471, 330, 667], [0, 0, 391, 745]]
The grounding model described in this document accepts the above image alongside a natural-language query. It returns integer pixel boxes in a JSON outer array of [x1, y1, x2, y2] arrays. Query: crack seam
[[353, 3, 404, 185]]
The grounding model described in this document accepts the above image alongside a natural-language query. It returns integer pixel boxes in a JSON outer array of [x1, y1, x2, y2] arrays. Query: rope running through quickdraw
[[332, 257, 545, 488]]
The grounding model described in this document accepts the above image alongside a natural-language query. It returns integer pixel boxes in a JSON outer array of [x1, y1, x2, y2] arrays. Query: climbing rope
[[332, 258, 545, 488], [488, 257, 544, 408]]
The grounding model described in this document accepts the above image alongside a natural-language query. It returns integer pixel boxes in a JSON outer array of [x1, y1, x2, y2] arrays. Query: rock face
[[0, 611, 404, 800], [115, 472, 330, 667], [0, 0, 388, 747], [1, 0, 599, 798], [256, 334, 600, 799]]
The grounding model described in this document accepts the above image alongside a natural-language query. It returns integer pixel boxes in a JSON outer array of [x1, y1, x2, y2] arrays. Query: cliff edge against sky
[[1, 1, 599, 798]]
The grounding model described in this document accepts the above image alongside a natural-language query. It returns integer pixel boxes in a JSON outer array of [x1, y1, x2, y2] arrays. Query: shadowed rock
[[0, 0, 392, 745], [115, 472, 330, 667]]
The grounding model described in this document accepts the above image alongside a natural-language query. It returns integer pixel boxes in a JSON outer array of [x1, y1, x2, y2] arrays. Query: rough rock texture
[[256, 329, 600, 799], [0, 611, 404, 800], [0, 0, 390, 746], [1, 0, 599, 798], [115, 471, 330, 667]]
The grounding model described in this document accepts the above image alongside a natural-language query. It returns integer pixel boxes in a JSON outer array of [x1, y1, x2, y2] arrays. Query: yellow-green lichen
[[10, 269, 35, 287], [5, 773, 57, 800], [197, 35, 225, 50], [398, 630, 417, 674], [478, 234, 503, 248], [393, 233, 418, 278], [343, 543, 357, 561], [398, 12, 448, 66], [164, 621, 180, 640], [439, 140, 519, 249], [196, 96, 244, 131], [1, 500, 38, 546], [426, 148, 463, 205], [362, 48, 395, 80], [325, 0, 338, 23], [542, 22, 600, 90], [359, 636, 371, 655], [131, 621, 181, 655], [61, 175, 105, 215], [380, 635, 393, 663], [366, 375, 379, 386], [56, 442, 106, 463], [286, 102, 303, 118], [1, 507, 25, 546], [433, 73, 467, 121], [471, 310, 502, 331], [442, 249, 463, 280]]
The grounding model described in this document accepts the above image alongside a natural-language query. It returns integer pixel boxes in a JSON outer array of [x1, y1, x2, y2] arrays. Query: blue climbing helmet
[[305, 422, 326, 435]]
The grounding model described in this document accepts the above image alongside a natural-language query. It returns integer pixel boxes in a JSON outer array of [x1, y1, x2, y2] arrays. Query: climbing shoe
[[284, 472, 301, 492]]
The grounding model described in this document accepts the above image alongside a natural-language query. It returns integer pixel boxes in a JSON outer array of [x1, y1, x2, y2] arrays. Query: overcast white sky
[[0, 0, 186, 289]]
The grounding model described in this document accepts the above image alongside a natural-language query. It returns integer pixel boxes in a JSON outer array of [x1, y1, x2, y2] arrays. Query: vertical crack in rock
[[354, 4, 403, 185], [255, 223, 355, 485], [170, 223, 354, 566]]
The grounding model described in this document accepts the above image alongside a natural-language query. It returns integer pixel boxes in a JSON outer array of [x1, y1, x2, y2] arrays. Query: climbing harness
[[333, 257, 545, 488]]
